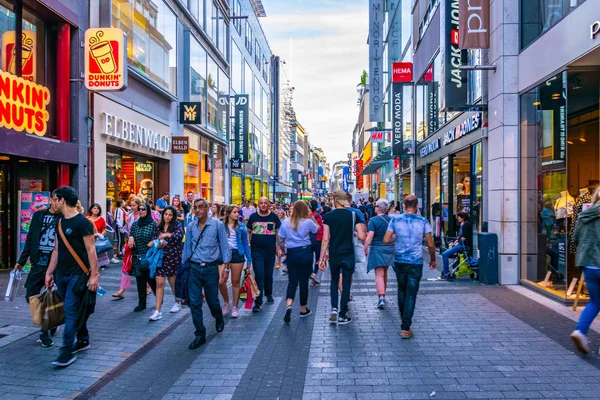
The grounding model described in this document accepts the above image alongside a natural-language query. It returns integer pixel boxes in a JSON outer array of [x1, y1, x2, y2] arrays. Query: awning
[[360, 147, 392, 175]]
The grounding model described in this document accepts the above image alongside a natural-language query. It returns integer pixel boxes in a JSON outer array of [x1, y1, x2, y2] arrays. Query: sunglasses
[[139, 208, 147, 211]]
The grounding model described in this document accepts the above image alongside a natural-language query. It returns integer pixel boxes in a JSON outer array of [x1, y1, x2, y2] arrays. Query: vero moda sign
[[391, 62, 412, 158]]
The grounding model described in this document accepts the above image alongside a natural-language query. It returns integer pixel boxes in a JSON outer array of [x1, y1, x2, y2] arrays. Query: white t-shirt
[[227, 227, 237, 249], [279, 218, 318, 249]]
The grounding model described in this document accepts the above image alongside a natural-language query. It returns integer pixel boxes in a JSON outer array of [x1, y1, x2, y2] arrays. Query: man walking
[[156, 192, 170, 212], [182, 191, 194, 216], [319, 190, 366, 324], [242, 200, 256, 222], [384, 195, 436, 339], [248, 197, 281, 312], [45, 186, 99, 367], [14, 194, 62, 347], [184, 198, 231, 349]]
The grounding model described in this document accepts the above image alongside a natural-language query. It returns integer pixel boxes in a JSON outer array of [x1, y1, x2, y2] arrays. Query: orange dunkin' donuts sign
[[85, 28, 128, 91]]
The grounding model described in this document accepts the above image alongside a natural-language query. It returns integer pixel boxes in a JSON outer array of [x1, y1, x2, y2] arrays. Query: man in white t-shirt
[[241, 200, 256, 222]]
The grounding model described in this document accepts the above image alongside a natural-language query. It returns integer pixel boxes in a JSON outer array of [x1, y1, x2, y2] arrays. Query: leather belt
[[190, 261, 219, 267]]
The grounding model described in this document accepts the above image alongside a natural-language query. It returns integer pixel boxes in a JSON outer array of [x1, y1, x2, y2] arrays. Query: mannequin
[[554, 191, 574, 220]]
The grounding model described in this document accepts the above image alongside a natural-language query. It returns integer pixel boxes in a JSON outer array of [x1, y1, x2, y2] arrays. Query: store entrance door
[[0, 162, 12, 269]]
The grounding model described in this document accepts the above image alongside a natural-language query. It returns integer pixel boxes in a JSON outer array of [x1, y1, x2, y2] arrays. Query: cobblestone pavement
[[3, 256, 600, 399]]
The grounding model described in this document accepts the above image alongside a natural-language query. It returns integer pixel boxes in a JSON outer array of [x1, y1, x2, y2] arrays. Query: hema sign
[[459, 0, 490, 49]]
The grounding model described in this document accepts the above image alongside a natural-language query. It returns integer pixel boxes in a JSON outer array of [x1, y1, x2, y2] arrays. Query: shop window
[[112, 0, 177, 95], [232, 173, 242, 205], [107, 152, 157, 203], [245, 61, 253, 111], [201, 139, 212, 201], [207, 55, 218, 129], [217, 68, 229, 141], [188, 0, 204, 28], [429, 160, 444, 248], [184, 149, 200, 194], [213, 145, 224, 203], [190, 37, 207, 125]]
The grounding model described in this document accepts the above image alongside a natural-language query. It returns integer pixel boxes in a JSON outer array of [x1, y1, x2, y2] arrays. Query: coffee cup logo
[[8, 33, 34, 75], [89, 30, 116, 74]]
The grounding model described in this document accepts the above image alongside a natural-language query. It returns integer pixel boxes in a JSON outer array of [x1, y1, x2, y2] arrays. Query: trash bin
[[478, 232, 498, 285]]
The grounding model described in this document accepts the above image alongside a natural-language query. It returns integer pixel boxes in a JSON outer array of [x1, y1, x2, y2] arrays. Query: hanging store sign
[[171, 136, 189, 154], [419, 138, 441, 158], [2, 30, 36, 82], [392, 82, 404, 157], [442, 112, 481, 145], [392, 62, 413, 83], [204, 154, 213, 172], [370, 131, 385, 143], [428, 82, 439, 134], [101, 112, 171, 153], [592, 20, 600, 39], [231, 158, 242, 169], [218, 95, 229, 135], [355, 160, 364, 176], [0, 70, 50, 136], [234, 95, 249, 163], [444, 0, 468, 111], [342, 166, 350, 192], [369, 0, 384, 122], [179, 102, 202, 124], [459, 0, 490, 49], [84, 28, 127, 91]]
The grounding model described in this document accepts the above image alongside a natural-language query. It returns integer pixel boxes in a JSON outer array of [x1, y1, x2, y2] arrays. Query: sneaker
[[571, 330, 590, 355], [52, 353, 77, 367], [37, 336, 53, 348], [267, 296, 274, 304], [149, 310, 162, 321], [310, 273, 320, 285], [400, 329, 414, 339], [222, 302, 230, 317], [110, 257, 120, 264], [329, 308, 338, 323], [252, 303, 261, 313], [284, 306, 292, 324], [170, 303, 181, 313], [338, 315, 352, 325], [377, 298, 385, 309], [231, 307, 239, 318], [300, 309, 312, 318], [72, 340, 90, 354]]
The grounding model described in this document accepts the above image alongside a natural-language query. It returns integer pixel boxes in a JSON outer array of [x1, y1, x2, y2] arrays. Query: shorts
[[230, 251, 246, 264]]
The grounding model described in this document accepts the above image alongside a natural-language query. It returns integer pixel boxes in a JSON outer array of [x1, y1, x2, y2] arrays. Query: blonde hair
[[76, 200, 84, 214], [130, 196, 143, 207], [290, 201, 310, 231]]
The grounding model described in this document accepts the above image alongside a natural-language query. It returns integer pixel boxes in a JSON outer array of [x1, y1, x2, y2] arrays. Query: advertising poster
[[17, 191, 50, 272]]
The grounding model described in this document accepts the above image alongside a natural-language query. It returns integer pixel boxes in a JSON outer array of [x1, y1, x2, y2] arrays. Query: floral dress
[[129, 221, 157, 277], [153, 222, 184, 277]]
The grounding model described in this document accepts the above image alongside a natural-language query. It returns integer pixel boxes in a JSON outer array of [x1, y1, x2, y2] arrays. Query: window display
[[105, 151, 157, 206]]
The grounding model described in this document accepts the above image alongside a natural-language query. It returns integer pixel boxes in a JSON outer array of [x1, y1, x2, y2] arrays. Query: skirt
[[367, 245, 395, 273]]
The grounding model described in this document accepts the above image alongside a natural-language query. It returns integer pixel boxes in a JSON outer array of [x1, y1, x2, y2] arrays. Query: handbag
[[40, 289, 65, 331], [352, 212, 367, 264], [95, 236, 113, 254], [137, 254, 150, 270]]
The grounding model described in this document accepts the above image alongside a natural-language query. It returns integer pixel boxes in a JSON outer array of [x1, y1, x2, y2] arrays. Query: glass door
[[0, 162, 10, 269]]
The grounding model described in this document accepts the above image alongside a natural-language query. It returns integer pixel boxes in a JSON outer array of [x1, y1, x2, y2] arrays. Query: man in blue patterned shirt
[[384, 195, 436, 339]]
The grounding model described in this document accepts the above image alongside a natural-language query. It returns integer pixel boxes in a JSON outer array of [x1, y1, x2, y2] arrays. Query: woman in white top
[[277, 201, 319, 324]]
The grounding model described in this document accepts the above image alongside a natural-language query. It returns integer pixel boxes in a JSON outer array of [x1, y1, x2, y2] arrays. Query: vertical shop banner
[[553, 96, 567, 163], [84, 28, 127, 91], [17, 191, 50, 272], [2, 30, 36, 81], [234, 95, 249, 163], [427, 82, 439, 134], [388, 0, 401, 76], [218, 95, 230, 138], [342, 166, 350, 192], [369, 0, 384, 122], [459, 0, 490, 49], [444, 0, 468, 111], [392, 82, 403, 158]]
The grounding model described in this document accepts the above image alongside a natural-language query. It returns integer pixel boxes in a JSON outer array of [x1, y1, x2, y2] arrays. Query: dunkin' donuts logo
[[85, 28, 127, 91]]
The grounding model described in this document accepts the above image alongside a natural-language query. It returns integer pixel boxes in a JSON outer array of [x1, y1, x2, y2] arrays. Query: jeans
[[576, 267, 600, 335], [188, 264, 223, 338], [251, 248, 276, 305], [393, 263, 423, 331], [442, 243, 464, 275], [311, 241, 322, 274], [286, 246, 313, 306], [135, 269, 157, 307], [329, 255, 354, 316], [55, 273, 89, 355]]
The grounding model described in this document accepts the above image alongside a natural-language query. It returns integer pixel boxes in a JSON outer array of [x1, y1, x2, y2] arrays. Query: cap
[[332, 189, 349, 206]]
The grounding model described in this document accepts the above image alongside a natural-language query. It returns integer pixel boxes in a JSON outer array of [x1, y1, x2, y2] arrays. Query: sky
[[260, 0, 368, 166]]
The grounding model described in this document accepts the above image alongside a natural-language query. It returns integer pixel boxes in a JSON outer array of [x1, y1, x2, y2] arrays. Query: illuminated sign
[[371, 131, 385, 142], [101, 112, 171, 153], [392, 62, 412, 83], [0, 70, 50, 136], [85, 28, 127, 91], [135, 163, 153, 172], [2, 31, 36, 82]]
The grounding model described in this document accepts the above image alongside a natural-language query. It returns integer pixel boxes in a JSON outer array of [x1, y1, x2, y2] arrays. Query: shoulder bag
[[352, 211, 367, 264]]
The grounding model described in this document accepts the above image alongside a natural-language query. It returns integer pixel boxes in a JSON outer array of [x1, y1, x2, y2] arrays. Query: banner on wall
[[2, 30, 36, 81], [17, 191, 50, 272], [427, 82, 439, 133], [459, 0, 490, 49], [444, 0, 468, 111], [369, 0, 384, 122], [392, 82, 403, 158], [234, 95, 249, 163]]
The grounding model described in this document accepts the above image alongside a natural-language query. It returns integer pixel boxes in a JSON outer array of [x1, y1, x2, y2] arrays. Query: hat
[[332, 189, 349, 206]]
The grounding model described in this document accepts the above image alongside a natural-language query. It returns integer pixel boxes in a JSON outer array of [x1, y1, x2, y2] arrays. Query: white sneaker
[[570, 330, 590, 355], [170, 303, 181, 313], [149, 310, 162, 321], [110, 257, 120, 264], [231, 307, 239, 318], [329, 308, 338, 324]]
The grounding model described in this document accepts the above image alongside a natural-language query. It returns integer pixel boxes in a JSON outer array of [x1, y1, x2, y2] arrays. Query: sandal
[[112, 292, 125, 299]]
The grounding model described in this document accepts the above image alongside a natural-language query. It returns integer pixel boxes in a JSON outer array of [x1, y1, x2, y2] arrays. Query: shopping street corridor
[[3, 259, 600, 400]]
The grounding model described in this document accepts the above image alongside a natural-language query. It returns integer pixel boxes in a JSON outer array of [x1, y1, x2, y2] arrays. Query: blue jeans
[[442, 243, 464, 275], [329, 255, 354, 316], [188, 264, 223, 338], [393, 263, 423, 331], [55, 273, 89, 355], [576, 267, 600, 335], [251, 248, 276, 305]]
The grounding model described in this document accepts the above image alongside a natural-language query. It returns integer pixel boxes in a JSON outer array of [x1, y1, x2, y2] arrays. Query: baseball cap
[[332, 189, 349, 206]]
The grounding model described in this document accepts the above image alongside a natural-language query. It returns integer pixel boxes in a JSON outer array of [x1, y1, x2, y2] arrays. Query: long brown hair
[[290, 201, 310, 231], [222, 205, 239, 236]]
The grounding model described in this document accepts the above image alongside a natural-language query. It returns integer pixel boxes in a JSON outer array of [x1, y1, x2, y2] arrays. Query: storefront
[[183, 129, 225, 204], [93, 94, 172, 209], [0, 0, 88, 269], [416, 112, 485, 254]]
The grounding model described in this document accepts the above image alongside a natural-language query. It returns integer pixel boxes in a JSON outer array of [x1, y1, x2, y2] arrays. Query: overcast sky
[[261, 0, 368, 166]]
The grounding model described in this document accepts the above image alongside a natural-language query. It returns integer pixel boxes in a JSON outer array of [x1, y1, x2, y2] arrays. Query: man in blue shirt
[[384, 195, 436, 339], [155, 192, 169, 212]]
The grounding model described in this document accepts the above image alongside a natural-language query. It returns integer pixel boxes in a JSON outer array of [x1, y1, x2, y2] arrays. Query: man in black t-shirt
[[45, 186, 99, 368], [247, 197, 281, 312], [319, 190, 366, 325], [14, 197, 62, 347]]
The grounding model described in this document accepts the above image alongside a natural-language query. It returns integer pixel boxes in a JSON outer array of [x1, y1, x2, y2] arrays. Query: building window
[[217, 67, 229, 140], [468, 50, 483, 104], [218, 9, 228, 57], [207, 55, 218, 130], [112, 0, 177, 95], [245, 61, 253, 110], [245, 20, 253, 55], [232, 43, 242, 94], [520, 0, 587, 49], [190, 37, 207, 125], [232, 0, 242, 35], [254, 75, 260, 116], [188, 0, 204, 28]]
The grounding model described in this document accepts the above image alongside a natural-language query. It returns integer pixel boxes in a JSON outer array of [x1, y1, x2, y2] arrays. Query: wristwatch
[[224, 268, 231, 272]]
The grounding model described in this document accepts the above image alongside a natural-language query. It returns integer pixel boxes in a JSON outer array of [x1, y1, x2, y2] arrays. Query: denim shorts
[[230, 251, 246, 264]]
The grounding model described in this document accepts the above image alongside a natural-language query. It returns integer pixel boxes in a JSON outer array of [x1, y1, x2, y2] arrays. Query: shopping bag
[[4, 270, 22, 302], [122, 244, 133, 274], [248, 270, 260, 298], [97, 252, 110, 267], [29, 293, 44, 326], [244, 277, 253, 309], [95, 236, 113, 254], [40, 289, 65, 331]]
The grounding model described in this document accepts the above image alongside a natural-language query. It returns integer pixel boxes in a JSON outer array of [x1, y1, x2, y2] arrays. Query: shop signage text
[[592, 20, 600, 39], [428, 82, 439, 134], [205, 154, 212, 172], [369, 0, 384, 122], [85, 28, 127, 91], [371, 131, 385, 143], [179, 102, 202, 124], [459, 0, 490, 49], [218, 95, 229, 135], [419, 139, 441, 158], [0, 70, 50, 136], [234, 95, 249, 163], [442, 112, 481, 145], [135, 163, 153, 172], [392, 62, 413, 83], [231, 158, 242, 169], [392, 82, 404, 157], [171, 136, 189, 154], [101, 112, 171, 153], [2, 31, 36, 82], [444, 0, 468, 111]]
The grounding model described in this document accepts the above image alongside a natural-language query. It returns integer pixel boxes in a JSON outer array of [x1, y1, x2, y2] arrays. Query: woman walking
[[278, 201, 319, 324], [127, 203, 158, 312], [113, 197, 142, 299], [149, 206, 184, 321], [364, 199, 394, 309], [219, 205, 252, 318], [571, 189, 600, 354], [172, 195, 185, 224]]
